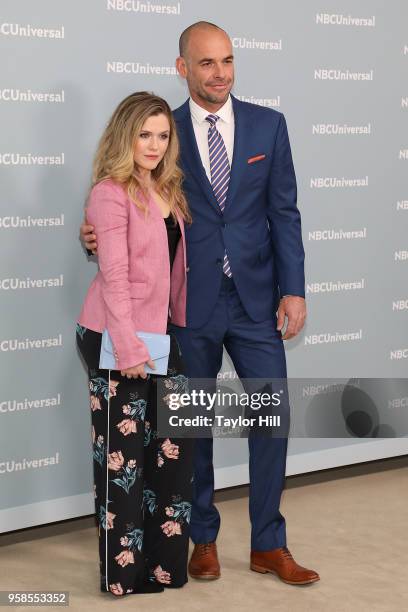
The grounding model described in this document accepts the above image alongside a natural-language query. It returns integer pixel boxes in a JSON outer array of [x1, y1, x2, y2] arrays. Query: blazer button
[[186, 266, 190, 272]]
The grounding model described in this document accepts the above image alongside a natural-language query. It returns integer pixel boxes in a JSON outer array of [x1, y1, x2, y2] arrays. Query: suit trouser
[[170, 275, 288, 552]]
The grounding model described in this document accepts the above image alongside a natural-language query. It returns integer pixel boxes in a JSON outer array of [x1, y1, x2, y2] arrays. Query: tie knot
[[205, 114, 219, 127]]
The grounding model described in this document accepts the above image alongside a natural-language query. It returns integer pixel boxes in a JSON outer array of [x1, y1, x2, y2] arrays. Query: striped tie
[[206, 113, 232, 278]]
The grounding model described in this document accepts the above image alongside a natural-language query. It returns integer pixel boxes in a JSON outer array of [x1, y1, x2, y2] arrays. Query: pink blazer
[[78, 179, 187, 370]]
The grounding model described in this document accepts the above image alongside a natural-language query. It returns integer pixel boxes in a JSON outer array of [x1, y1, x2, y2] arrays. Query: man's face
[[176, 28, 235, 109]]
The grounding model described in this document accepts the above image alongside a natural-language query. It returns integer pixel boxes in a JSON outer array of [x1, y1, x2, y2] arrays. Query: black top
[[164, 214, 181, 270]]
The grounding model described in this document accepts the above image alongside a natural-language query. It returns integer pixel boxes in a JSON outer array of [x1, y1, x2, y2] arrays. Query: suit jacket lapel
[[224, 95, 253, 211], [175, 101, 222, 216]]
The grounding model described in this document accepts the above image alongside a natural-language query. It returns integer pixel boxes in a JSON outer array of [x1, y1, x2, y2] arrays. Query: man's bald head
[[179, 21, 227, 58], [176, 21, 234, 112]]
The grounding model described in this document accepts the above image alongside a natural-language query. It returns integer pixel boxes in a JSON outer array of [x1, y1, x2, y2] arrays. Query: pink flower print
[[161, 438, 179, 459], [108, 450, 124, 472], [106, 511, 116, 530], [117, 418, 137, 435], [157, 455, 164, 468], [165, 506, 175, 517], [109, 379, 120, 398], [115, 549, 135, 567], [127, 459, 137, 468], [153, 565, 171, 584], [122, 404, 131, 415], [160, 520, 182, 537], [90, 394, 101, 411], [109, 583, 124, 596], [120, 536, 129, 547]]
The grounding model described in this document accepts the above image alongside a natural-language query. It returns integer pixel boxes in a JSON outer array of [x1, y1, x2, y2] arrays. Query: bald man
[[81, 21, 319, 586]]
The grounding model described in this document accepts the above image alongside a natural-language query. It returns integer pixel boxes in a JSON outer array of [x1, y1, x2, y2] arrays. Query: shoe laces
[[281, 546, 294, 561], [198, 543, 214, 556]]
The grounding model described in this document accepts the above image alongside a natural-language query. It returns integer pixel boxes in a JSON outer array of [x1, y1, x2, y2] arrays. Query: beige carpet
[[1, 456, 407, 612]]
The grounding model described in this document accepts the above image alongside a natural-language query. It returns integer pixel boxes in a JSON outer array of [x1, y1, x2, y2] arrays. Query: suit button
[[186, 266, 190, 272]]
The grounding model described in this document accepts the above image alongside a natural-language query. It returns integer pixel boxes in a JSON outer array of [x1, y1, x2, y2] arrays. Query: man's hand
[[277, 296, 306, 340], [80, 216, 97, 254], [121, 359, 156, 379]]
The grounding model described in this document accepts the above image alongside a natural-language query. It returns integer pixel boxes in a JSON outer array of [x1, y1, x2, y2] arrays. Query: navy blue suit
[[171, 95, 305, 551]]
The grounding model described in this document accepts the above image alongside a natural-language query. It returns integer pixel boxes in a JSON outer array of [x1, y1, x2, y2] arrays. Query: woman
[[76, 91, 193, 597]]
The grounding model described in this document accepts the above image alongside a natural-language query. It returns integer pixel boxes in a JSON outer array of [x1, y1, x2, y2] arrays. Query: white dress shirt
[[189, 95, 234, 182]]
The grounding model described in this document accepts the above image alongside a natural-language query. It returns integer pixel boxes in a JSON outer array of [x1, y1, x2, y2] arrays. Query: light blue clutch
[[99, 329, 170, 375]]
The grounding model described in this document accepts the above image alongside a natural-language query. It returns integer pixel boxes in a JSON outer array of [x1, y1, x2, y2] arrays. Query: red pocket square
[[248, 154, 266, 164]]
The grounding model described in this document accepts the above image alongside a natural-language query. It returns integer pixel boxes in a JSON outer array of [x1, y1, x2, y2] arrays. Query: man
[[82, 21, 319, 586]]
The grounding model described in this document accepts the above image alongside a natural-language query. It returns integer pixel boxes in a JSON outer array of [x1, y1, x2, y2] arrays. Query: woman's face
[[134, 113, 170, 172]]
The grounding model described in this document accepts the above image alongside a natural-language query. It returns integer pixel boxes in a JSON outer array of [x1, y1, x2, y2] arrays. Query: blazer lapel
[[224, 95, 253, 212], [175, 100, 222, 216], [174, 208, 187, 270]]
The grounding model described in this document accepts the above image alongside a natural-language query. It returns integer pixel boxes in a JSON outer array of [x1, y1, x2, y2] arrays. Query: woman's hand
[[121, 359, 156, 379], [80, 219, 97, 254]]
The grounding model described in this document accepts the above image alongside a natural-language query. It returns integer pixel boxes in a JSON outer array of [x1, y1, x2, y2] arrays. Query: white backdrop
[[1, 0, 407, 532]]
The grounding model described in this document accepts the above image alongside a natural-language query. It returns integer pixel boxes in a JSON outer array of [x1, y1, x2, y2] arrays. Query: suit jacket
[[78, 179, 187, 370], [173, 94, 305, 329]]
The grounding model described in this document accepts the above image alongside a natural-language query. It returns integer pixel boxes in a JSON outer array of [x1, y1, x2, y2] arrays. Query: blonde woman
[[76, 92, 193, 597]]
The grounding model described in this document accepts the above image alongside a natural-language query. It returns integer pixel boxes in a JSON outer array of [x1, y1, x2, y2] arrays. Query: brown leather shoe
[[250, 547, 320, 585], [188, 542, 221, 580]]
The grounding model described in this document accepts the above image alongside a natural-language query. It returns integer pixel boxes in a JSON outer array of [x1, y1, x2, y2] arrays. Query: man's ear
[[176, 56, 187, 79]]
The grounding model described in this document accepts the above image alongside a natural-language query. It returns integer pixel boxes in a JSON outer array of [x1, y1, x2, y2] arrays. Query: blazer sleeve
[[86, 181, 150, 370], [266, 113, 305, 298]]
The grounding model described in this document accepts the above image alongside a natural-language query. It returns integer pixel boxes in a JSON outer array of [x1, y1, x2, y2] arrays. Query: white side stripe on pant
[[105, 369, 111, 591]]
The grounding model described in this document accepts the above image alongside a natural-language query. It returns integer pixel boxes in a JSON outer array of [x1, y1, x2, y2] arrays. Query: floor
[[1, 456, 407, 612]]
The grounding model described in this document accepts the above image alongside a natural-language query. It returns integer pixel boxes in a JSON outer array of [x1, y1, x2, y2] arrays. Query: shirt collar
[[189, 94, 233, 126]]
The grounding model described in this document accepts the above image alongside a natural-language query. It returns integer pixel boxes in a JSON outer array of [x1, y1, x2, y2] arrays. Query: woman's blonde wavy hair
[[92, 91, 191, 222]]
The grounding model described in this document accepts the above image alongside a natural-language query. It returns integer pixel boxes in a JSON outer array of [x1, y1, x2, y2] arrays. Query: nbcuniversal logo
[[106, 0, 181, 14]]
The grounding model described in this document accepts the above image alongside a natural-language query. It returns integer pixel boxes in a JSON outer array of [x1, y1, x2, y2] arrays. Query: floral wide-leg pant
[[76, 325, 193, 597]]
